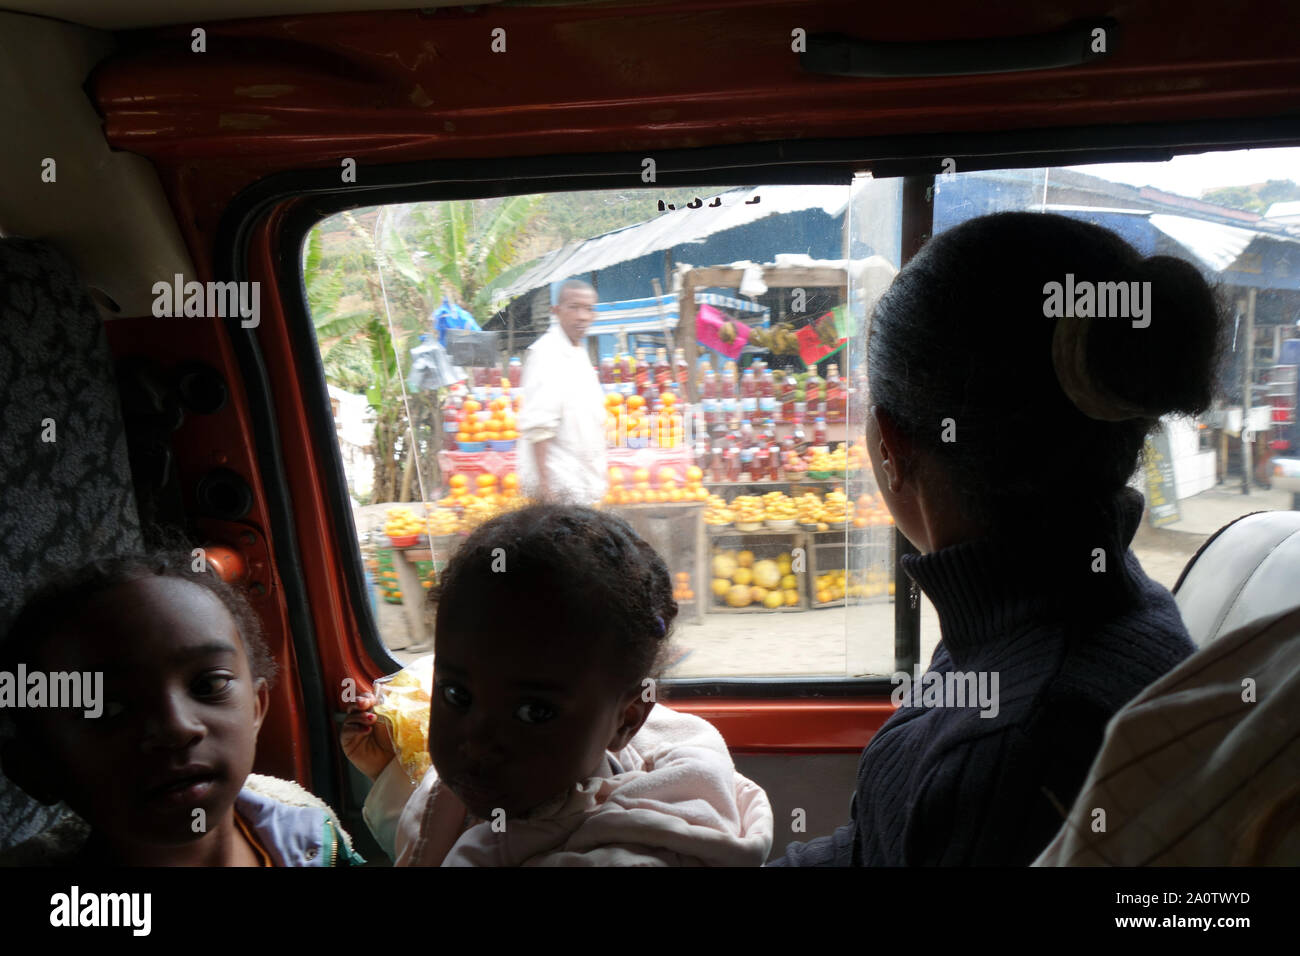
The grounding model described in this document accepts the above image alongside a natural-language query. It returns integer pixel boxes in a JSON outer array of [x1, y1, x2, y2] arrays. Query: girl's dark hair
[[0, 550, 276, 684], [431, 504, 677, 689], [867, 211, 1226, 526]]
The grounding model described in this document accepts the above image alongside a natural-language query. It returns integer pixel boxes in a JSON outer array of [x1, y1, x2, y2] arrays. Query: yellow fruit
[[763, 591, 784, 609], [784, 589, 800, 606], [712, 578, 731, 598], [736, 550, 755, 568], [712, 555, 738, 579], [816, 588, 831, 604], [780, 573, 798, 590], [726, 585, 752, 608], [752, 560, 781, 590], [751, 586, 768, 604], [732, 567, 753, 587]]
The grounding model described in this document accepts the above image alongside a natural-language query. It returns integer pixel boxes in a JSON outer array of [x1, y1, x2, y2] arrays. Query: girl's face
[[21, 577, 267, 851], [429, 622, 651, 821]]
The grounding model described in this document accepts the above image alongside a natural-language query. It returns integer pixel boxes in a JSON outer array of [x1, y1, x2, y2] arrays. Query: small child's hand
[[340, 692, 396, 782]]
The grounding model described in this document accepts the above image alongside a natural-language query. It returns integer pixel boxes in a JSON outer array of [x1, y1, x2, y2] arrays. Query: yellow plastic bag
[[371, 655, 434, 784]]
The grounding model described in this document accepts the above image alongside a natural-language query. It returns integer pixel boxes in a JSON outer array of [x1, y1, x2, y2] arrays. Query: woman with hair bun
[[772, 212, 1226, 867]]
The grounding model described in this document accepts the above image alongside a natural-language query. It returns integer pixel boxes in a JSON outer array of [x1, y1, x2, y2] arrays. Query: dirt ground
[[361, 485, 1296, 678]]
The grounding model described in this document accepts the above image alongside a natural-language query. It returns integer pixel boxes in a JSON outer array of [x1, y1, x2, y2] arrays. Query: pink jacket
[[363, 705, 773, 866]]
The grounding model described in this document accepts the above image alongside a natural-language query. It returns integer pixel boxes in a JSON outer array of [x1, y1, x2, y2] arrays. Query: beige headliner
[[0, 11, 198, 318], [0, 0, 500, 30]]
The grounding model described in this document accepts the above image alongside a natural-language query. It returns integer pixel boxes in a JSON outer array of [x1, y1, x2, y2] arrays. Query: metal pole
[[1242, 289, 1256, 494]]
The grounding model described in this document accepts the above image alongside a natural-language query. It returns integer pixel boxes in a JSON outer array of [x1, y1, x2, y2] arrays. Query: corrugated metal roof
[[496, 184, 848, 300], [1149, 214, 1259, 272]]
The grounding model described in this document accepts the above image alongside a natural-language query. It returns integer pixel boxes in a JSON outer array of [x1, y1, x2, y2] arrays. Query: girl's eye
[[515, 701, 556, 725], [440, 684, 471, 709], [193, 674, 234, 697]]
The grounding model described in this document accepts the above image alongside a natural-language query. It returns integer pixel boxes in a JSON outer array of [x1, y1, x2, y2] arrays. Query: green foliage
[[1202, 179, 1300, 214]]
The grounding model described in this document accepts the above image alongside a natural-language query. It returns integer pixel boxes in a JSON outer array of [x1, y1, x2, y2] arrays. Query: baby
[[0, 551, 363, 866], [343, 504, 773, 865]]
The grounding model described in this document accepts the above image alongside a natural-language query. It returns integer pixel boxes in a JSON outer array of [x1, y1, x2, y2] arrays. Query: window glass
[[303, 181, 909, 678]]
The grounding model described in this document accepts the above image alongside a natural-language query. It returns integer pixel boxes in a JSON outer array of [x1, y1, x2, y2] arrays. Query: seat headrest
[[1173, 510, 1300, 648]]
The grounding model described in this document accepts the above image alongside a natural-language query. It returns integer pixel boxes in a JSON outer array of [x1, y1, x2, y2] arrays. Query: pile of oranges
[[437, 471, 523, 509], [603, 392, 685, 448], [456, 396, 519, 444], [672, 571, 694, 603], [603, 464, 709, 505], [853, 491, 894, 528]]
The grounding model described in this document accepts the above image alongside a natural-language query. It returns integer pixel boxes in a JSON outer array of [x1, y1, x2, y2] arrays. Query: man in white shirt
[[516, 279, 608, 504]]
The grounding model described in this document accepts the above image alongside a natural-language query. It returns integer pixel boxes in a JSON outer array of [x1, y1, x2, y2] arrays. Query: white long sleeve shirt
[[515, 321, 607, 504]]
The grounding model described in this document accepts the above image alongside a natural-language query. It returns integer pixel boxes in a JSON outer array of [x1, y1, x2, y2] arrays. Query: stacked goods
[[796, 489, 848, 531], [761, 491, 797, 528], [807, 445, 848, 478], [375, 547, 403, 604], [672, 571, 694, 603], [426, 507, 460, 536], [455, 395, 520, 450], [710, 548, 800, 609], [813, 568, 895, 605], [852, 492, 894, 528], [603, 465, 709, 505], [437, 471, 524, 510], [704, 494, 734, 527], [728, 495, 766, 531], [383, 506, 425, 543], [603, 391, 686, 449]]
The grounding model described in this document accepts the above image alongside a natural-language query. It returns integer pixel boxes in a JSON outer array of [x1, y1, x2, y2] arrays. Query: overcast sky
[[1065, 147, 1300, 200]]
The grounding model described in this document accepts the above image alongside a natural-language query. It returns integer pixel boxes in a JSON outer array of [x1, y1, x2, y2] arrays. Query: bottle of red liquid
[[740, 368, 757, 399], [702, 367, 717, 401], [722, 360, 738, 399], [654, 347, 671, 389], [508, 356, 523, 388], [599, 355, 614, 384], [781, 374, 797, 421], [813, 416, 828, 446], [825, 363, 843, 420], [725, 447, 741, 482], [634, 348, 649, 389], [759, 367, 775, 399], [674, 348, 689, 390], [620, 352, 634, 384]]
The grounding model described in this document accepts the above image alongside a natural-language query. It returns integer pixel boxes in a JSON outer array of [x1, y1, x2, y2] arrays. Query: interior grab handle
[[801, 19, 1118, 78]]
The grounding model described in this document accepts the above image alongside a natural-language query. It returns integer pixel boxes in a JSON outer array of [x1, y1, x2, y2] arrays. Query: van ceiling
[[0, 0, 501, 30]]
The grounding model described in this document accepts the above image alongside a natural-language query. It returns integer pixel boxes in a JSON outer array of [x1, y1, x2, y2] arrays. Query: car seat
[[1172, 509, 1300, 648], [0, 237, 144, 851]]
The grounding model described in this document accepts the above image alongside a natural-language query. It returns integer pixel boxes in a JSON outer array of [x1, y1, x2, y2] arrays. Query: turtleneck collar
[[901, 487, 1146, 667]]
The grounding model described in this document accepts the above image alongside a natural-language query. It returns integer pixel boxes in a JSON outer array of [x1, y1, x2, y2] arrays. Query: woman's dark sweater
[[770, 489, 1195, 866]]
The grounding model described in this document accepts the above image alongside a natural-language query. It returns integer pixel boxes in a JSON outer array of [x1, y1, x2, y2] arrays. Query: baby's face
[[26, 577, 267, 849], [429, 624, 639, 821]]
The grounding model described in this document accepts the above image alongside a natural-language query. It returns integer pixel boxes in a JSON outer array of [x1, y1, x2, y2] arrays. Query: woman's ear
[[606, 693, 654, 753], [869, 405, 911, 494], [251, 678, 269, 735]]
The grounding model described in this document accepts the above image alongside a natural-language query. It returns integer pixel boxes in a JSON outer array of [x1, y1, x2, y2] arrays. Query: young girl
[[0, 551, 364, 866], [342, 504, 773, 866]]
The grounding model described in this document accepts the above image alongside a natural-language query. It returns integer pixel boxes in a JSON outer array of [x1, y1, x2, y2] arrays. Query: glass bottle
[[654, 347, 671, 389], [599, 355, 614, 385], [722, 360, 738, 399], [825, 363, 843, 420], [813, 416, 828, 446], [674, 348, 690, 390], [740, 367, 757, 399], [634, 348, 649, 389]]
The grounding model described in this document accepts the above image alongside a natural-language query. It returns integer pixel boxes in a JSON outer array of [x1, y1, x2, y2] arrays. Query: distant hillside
[[1201, 179, 1300, 214]]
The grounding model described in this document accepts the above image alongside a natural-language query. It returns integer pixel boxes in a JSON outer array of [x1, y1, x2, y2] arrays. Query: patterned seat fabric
[[0, 238, 143, 850]]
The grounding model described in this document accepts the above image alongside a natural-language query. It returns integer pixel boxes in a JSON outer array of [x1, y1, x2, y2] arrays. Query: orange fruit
[[608, 467, 625, 484], [633, 468, 650, 484], [463, 399, 481, 414], [503, 429, 518, 440], [661, 392, 677, 406], [658, 466, 678, 484], [449, 474, 468, 488], [477, 473, 497, 488], [502, 472, 518, 489], [686, 465, 702, 482], [628, 395, 645, 411]]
